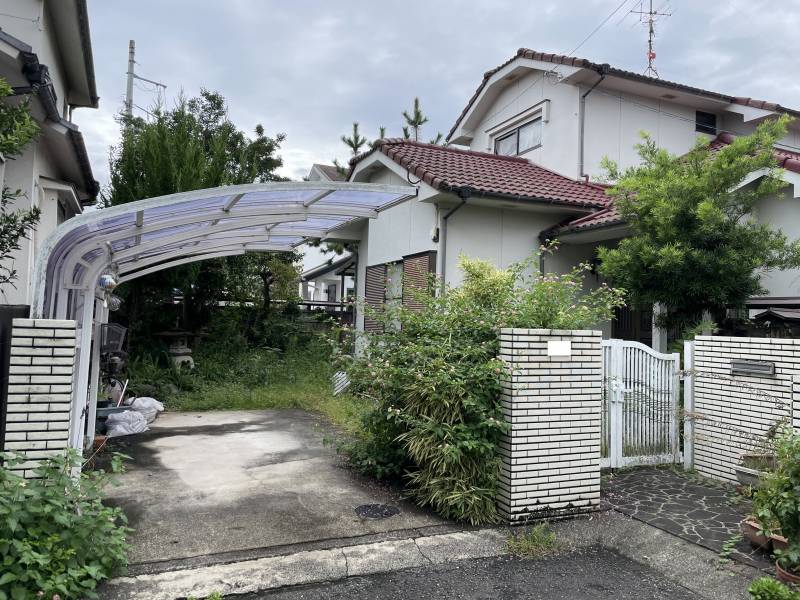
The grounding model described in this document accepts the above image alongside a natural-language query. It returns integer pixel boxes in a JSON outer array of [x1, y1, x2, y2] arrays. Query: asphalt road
[[246, 548, 700, 599]]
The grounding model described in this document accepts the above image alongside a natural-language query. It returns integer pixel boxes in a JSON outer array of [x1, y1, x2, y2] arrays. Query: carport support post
[[84, 298, 106, 449], [497, 328, 603, 522], [69, 293, 95, 450]]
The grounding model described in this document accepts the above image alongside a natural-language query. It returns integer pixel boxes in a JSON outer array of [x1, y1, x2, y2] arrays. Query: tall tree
[[598, 116, 800, 331], [370, 126, 387, 149], [0, 77, 40, 289], [106, 90, 290, 341], [402, 97, 428, 142], [340, 121, 368, 156]]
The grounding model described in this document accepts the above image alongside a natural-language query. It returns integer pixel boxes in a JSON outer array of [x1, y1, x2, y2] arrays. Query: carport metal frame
[[30, 182, 416, 451]]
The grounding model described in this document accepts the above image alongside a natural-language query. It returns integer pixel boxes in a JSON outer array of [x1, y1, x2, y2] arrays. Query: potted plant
[[742, 516, 771, 551], [754, 430, 800, 585]]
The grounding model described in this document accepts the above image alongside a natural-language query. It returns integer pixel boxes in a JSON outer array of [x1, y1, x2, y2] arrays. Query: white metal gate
[[601, 339, 682, 468]]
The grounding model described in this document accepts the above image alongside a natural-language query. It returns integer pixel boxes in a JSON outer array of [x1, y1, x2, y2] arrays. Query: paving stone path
[[602, 467, 773, 571]]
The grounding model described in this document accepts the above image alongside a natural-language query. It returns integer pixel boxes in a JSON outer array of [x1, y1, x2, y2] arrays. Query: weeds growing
[[506, 523, 561, 558]]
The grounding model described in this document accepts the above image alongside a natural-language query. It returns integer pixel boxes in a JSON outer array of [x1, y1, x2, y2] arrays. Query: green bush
[[0, 451, 129, 599], [749, 577, 800, 600], [754, 430, 800, 575], [339, 252, 624, 524]]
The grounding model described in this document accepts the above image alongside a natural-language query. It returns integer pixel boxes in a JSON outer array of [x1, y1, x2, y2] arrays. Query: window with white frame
[[494, 118, 542, 156]]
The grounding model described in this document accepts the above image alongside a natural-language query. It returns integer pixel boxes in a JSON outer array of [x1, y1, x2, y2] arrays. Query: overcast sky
[[74, 0, 800, 189]]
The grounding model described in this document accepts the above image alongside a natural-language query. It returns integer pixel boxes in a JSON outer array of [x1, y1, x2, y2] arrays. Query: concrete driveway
[[104, 410, 443, 568]]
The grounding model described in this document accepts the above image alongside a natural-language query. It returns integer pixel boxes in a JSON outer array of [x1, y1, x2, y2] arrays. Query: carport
[[29, 182, 415, 451]]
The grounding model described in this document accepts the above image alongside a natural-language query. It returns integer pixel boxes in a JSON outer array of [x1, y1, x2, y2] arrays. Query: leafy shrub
[[0, 451, 129, 599], [339, 252, 624, 524], [749, 577, 800, 600], [754, 430, 800, 575]]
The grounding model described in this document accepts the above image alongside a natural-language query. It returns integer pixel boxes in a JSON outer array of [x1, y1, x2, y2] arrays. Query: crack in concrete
[[412, 536, 434, 565], [341, 548, 349, 578]]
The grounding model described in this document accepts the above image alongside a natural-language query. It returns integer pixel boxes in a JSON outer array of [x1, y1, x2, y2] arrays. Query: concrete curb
[[100, 512, 758, 600], [99, 530, 508, 600]]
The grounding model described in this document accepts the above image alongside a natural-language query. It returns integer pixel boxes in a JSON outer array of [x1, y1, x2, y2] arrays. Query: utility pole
[[123, 39, 166, 120], [124, 40, 135, 118], [631, 0, 671, 78]]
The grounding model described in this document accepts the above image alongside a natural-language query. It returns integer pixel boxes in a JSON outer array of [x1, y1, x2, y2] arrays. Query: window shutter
[[364, 264, 386, 333], [402, 251, 437, 311]]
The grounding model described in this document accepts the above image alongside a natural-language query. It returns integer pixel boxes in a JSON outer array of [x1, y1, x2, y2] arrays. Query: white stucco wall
[[755, 189, 800, 297], [582, 91, 711, 179], [443, 204, 561, 287], [467, 69, 581, 179]]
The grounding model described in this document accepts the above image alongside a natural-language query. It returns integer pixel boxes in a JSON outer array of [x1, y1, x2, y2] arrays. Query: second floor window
[[494, 118, 542, 156]]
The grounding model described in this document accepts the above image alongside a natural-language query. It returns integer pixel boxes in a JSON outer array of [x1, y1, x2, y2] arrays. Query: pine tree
[[402, 97, 429, 142], [370, 126, 387, 149], [341, 122, 368, 156]]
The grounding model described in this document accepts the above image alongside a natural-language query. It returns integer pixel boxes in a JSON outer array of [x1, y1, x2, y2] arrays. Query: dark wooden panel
[[364, 264, 386, 333], [402, 251, 437, 311]]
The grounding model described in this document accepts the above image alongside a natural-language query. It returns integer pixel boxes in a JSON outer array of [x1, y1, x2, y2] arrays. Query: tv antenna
[[630, 1, 672, 78]]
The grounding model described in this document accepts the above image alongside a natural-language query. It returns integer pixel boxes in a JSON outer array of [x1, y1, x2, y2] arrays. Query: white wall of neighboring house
[[754, 176, 800, 298], [0, 0, 96, 307]]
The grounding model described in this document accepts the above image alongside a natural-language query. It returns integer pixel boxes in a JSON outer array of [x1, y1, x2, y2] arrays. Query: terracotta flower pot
[[741, 519, 771, 551], [771, 534, 789, 553], [776, 560, 800, 586]]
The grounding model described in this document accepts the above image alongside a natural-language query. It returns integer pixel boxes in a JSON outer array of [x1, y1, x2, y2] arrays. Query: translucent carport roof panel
[[32, 182, 416, 318]]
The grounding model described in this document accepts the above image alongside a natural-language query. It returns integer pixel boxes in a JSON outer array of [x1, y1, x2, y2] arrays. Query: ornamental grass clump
[[339, 252, 624, 524], [0, 451, 130, 599]]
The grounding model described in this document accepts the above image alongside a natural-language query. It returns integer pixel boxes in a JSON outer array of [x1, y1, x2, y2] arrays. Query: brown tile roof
[[447, 48, 800, 142], [350, 138, 610, 208], [709, 132, 800, 174], [559, 205, 623, 234]]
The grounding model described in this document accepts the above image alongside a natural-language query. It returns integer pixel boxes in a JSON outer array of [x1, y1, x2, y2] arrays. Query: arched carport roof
[[32, 181, 415, 452], [32, 181, 415, 319]]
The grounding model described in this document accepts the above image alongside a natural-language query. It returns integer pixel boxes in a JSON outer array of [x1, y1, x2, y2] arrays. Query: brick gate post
[[497, 328, 603, 522]]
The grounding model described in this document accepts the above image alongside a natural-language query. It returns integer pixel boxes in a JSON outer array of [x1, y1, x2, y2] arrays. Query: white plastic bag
[[106, 410, 148, 437], [127, 397, 164, 423]]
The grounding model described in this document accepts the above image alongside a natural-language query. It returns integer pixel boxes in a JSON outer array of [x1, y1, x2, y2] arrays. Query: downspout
[[439, 188, 470, 291], [578, 68, 607, 179]]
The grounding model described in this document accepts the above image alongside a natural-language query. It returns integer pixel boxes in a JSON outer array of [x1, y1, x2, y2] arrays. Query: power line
[[479, 0, 637, 129], [565, 0, 635, 57]]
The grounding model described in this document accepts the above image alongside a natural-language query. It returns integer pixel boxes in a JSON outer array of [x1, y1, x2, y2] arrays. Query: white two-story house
[[340, 49, 800, 347], [0, 0, 98, 309]]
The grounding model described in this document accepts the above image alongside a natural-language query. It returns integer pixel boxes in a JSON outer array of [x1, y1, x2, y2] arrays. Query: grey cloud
[[74, 0, 800, 189]]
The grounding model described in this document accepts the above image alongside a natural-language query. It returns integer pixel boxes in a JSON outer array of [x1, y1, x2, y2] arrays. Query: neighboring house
[[0, 0, 98, 308], [307, 162, 346, 183], [300, 254, 355, 303], [300, 163, 354, 307], [342, 48, 800, 347]]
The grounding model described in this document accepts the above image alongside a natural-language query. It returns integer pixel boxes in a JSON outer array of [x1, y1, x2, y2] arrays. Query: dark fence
[[0, 305, 29, 455]]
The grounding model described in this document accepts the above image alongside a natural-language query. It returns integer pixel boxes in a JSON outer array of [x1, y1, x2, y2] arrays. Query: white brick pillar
[[4, 318, 76, 477], [794, 377, 800, 433], [497, 328, 603, 522]]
